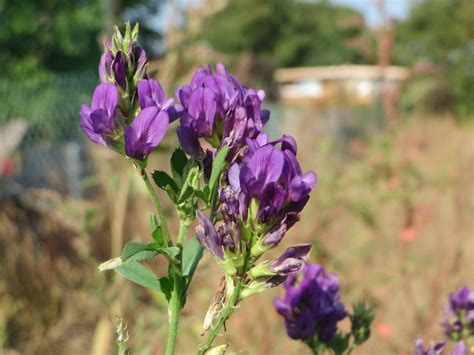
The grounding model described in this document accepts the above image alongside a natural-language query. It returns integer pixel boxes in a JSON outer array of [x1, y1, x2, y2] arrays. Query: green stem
[[165, 220, 189, 355], [165, 280, 181, 355], [139, 168, 172, 246], [176, 219, 189, 248], [197, 277, 244, 355], [165, 277, 181, 355]]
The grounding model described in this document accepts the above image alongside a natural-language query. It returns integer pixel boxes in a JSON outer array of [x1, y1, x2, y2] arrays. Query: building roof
[[274, 65, 409, 83]]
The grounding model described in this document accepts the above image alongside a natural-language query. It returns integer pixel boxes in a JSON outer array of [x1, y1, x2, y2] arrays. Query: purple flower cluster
[[80, 24, 172, 161], [175, 64, 270, 158], [187, 71, 317, 295], [82, 24, 317, 298], [195, 132, 316, 288], [443, 286, 474, 340], [413, 287, 473, 355], [274, 263, 347, 342]]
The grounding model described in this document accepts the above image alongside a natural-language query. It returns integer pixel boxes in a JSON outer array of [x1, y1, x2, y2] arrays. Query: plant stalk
[[139, 168, 172, 246], [165, 282, 181, 355], [165, 220, 189, 355]]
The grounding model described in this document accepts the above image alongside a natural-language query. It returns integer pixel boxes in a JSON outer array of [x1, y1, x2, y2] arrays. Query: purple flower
[[124, 107, 169, 160], [228, 134, 317, 226], [175, 64, 269, 156], [274, 263, 347, 342], [413, 338, 445, 355], [176, 126, 202, 158], [80, 83, 119, 147], [137, 79, 173, 111], [443, 286, 474, 340], [180, 87, 217, 137]]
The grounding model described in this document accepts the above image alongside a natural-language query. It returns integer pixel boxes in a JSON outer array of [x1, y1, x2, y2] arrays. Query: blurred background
[[1, 0, 473, 354]]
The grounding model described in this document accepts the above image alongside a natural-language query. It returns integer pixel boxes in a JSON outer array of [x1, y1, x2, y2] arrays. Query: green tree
[[393, 0, 474, 116], [201, 0, 374, 67], [0, 0, 103, 77], [0, 0, 165, 78]]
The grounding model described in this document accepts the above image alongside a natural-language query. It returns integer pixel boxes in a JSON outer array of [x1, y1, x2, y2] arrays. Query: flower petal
[[196, 210, 223, 259], [91, 83, 118, 118], [80, 105, 106, 146], [124, 107, 169, 160]]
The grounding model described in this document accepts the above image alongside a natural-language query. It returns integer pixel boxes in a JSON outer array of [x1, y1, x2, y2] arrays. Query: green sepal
[[250, 236, 271, 258], [131, 23, 139, 42], [248, 198, 259, 225], [122, 22, 132, 53], [247, 260, 273, 279], [218, 257, 237, 277], [240, 279, 267, 299]]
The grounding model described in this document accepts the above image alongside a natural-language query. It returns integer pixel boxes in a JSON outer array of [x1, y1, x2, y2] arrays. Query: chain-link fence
[[0, 73, 98, 197]]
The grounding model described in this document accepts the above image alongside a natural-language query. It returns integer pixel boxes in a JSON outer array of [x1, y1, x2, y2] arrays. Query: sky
[[153, 0, 412, 32], [330, 0, 411, 26]]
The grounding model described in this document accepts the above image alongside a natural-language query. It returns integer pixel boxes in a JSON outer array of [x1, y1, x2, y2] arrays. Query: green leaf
[[182, 237, 204, 277], [152, 225, 165, 247], [171, 148, 188, 187], [152, 170, 179, 192], [122, 242, 179, 263], [158, 277, 173, 301], [122, 242, 154, 262], [195, 186, 210, 203], [152, 170, 179, 203], [209, 146, 230, 197], [177, 185, 195, 204], [116, 261, 163, 292], [150, 245, 180, 258], [149, 215, 165, 247]]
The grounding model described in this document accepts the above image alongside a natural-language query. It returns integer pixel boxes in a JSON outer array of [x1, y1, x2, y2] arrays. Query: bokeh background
[[1, 0, 473, 354]]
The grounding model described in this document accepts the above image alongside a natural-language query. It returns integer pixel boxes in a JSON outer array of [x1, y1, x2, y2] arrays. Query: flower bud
[[196, 211, 224, 260], [248, 244, 311, 279], [250, 221, 287, 257], [350, 302, 374, 345], [99, 22, 148, 112], [269, 244, 311, 274]]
